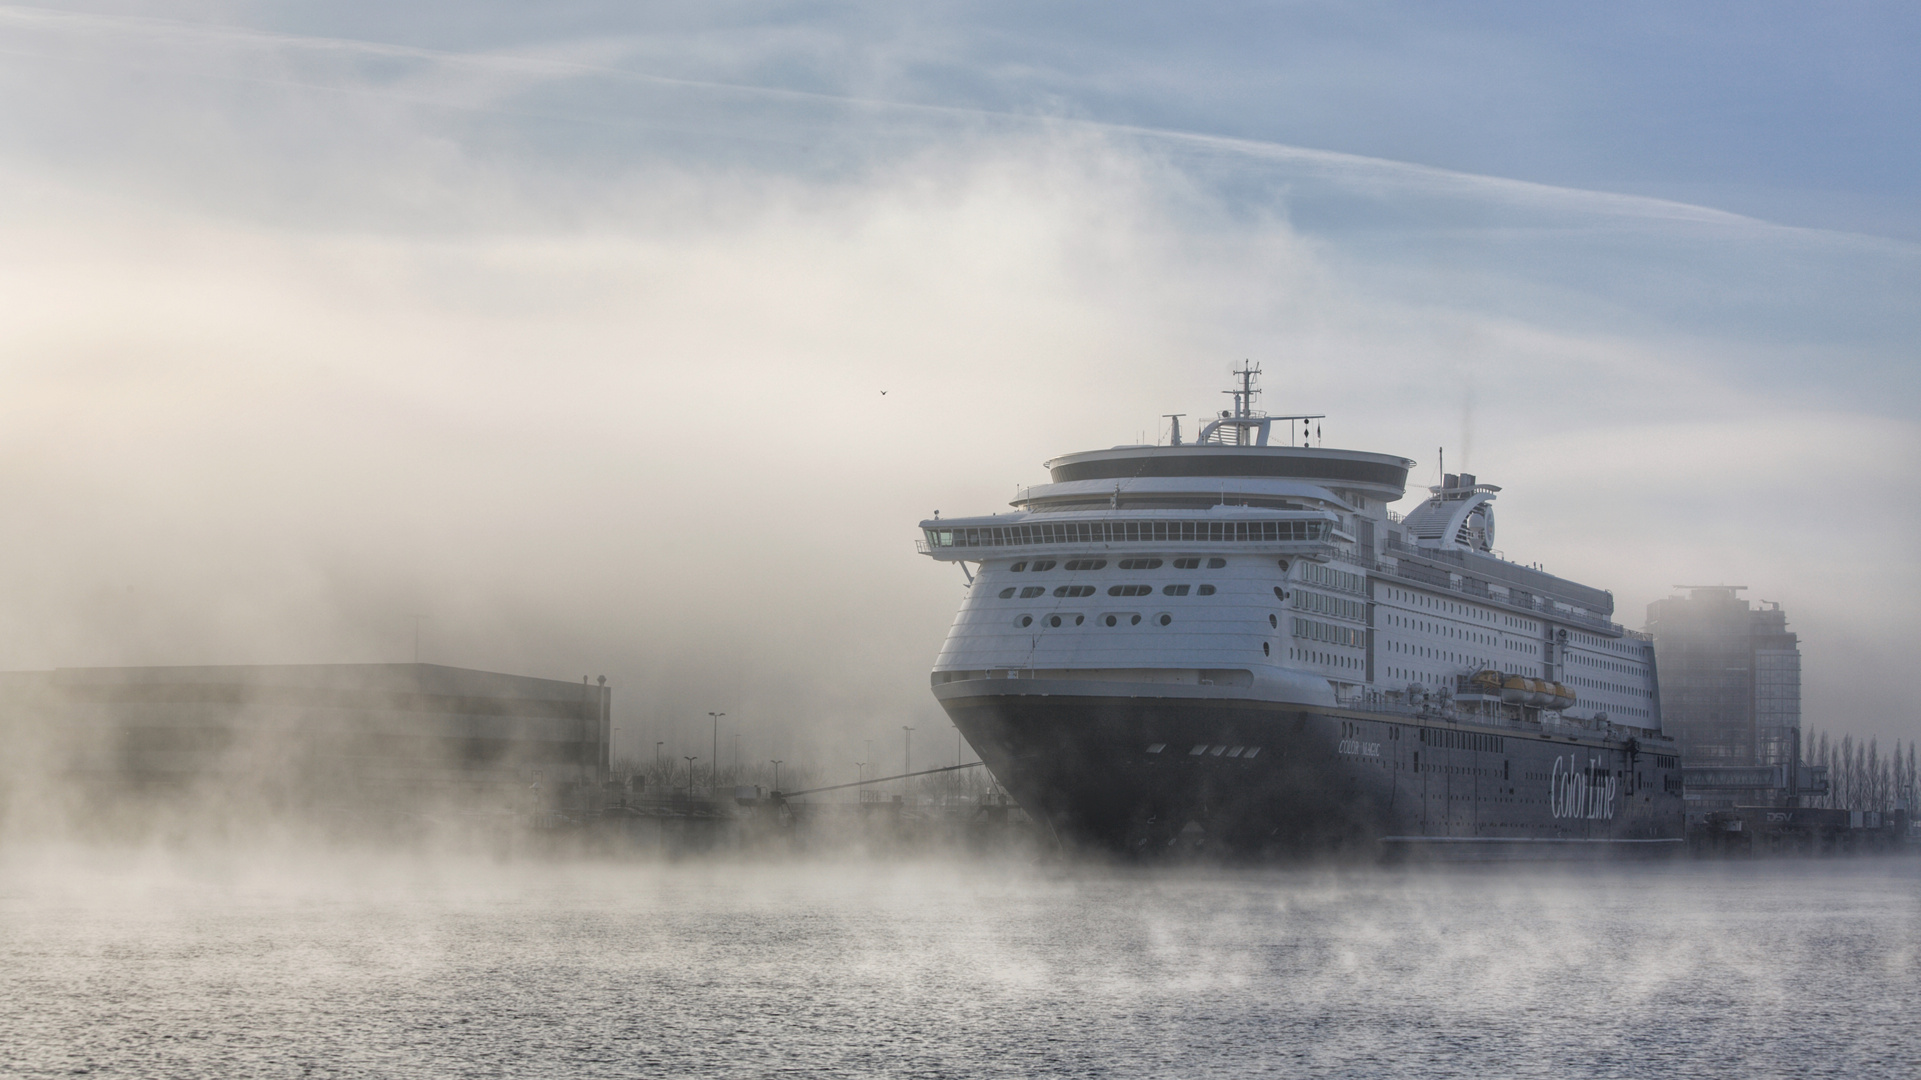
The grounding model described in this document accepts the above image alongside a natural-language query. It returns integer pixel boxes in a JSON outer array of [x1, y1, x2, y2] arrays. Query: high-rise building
[[1645, 587, 1802, 768]]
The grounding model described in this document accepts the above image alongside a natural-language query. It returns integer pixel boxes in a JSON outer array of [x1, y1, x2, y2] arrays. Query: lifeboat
[[1544, 682, 1576, 710], [1469, 670, 1505, 696], [1500, 676, 1530, 705]]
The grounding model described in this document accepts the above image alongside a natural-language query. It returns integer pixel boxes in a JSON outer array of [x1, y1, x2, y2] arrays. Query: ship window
[[1189, 744, 1207, 755], [1159, 613, 1173, 626], [1047, 615, 1063, 628], [1063, 559, 1107, 571], [1198, 585, 1217, 596], [1269, 614, 1278, 628], [1228, 746, 1245, 757], [1030, 560, 1056, 571], [1104, 614, 1117, 627], [1163, 584, 1191, 596], [1146, 743, 1166, 754], [1209, 745, 1227, 756], [1277, 560, 1290, 572], [998, 587, 1016, 599], [1009, 562, 1027, 572], [1108, 584, 1152, 597], [1262, 642, 1270, 655], [1207, 558, 1226, 568], [1075, 615, 1085, 625], [1053, 585, 1096, 598], [1131, 614, 1141, 625], [1244, 747, 1260, 758], [1017, 615, 1033, 627], [1173, 558, 1201, 569], [1118, 558, 1163, 570], [1273, 587, 1286, 600], [1019, 586, 1045, 598]]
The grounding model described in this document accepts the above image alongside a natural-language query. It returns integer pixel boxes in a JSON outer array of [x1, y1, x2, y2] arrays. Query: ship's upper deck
[[1031, 445, 1413, 508]]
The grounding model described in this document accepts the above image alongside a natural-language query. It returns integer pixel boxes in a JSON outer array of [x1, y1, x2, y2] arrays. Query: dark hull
[[939, 689, 1685, 858]]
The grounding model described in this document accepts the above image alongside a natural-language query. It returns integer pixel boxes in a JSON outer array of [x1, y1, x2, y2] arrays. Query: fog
[[0, 3, 1916, 775], [3, 846, 1916, 1076]]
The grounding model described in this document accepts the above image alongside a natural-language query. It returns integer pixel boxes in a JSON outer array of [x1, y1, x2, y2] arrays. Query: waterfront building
[[0, 663, 610, 813], [1645, 587, 1802, 768]]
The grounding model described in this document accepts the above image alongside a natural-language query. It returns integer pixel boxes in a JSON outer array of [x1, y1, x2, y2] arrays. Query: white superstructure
[[920, 367, 1662, 736]]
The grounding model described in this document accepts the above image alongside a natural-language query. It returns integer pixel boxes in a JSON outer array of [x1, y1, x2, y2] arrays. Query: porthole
[[1262, 642, 1270, 656], [1206, 558, 1226, 569], [1017, 615, 1033, 628], [1159, 613, 1173, 626], [1020, 586, 1045, 598], [1269, 614, 1278, 628], [998, 587, 1016, 599], [1130, 614, 1141, 625], [1048, 615, 1062, 628], [1163, 584, 1191, 596], [1030, 560, 1056, 572], [1104, 614, 1117, 627], [1197, 585, 1216, 596], [1273, 587, 1287, 600], [1276, 559, 1290, 572], [1074, 615, 1085, 625]]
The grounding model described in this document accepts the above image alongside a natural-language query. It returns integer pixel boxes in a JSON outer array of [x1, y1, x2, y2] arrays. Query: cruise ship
[[918, 368, 1684, 857]]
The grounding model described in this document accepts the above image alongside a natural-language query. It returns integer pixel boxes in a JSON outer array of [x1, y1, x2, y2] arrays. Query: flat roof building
[[0, 664, 611, 823]]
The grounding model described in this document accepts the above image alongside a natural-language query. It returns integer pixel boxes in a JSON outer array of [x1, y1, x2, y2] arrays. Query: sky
[[0, 1, 1916, 764]]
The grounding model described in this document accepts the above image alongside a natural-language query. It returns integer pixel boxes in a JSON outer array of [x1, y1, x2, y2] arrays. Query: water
[[3, 849, 1916, 1078]]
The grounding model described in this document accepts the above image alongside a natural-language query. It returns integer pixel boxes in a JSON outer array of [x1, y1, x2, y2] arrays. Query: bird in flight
[[881, 390, 888, 395]]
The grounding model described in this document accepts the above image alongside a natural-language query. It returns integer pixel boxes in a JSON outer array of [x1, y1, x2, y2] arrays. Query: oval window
[[1198, 585, 1217, 596], [1207, 558, 1226, 568], [1048, 615, 1062, 628], [1130, 614, 1141, 625], [1074, 615, 1085, 625], [999, 587, 1016, 599], [1018, 615, 1033, 627], [1269, 614, 1278, 628], [1104, 615, 1117, 627], [1263, 642, 1270, 656], [1159, 613, 1173, 626], [1276, 559, 1290, 572]]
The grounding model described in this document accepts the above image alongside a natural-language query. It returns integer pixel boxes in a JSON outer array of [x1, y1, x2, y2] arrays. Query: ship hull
[[936, 681, 1684, 859]]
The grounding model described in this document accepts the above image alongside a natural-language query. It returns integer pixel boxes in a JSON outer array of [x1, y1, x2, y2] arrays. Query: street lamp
[[684, 756, 698, 801], [771, 759, 783, 791], [708, 712, 725, 792], [902, 726, 914, 803]]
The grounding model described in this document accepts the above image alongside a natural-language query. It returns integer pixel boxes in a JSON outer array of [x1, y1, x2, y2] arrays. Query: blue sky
[[0, 2, 1915, 754]]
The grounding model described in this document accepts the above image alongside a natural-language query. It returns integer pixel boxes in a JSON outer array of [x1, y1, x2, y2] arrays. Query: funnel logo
[[1549, 754, 1617, 821]]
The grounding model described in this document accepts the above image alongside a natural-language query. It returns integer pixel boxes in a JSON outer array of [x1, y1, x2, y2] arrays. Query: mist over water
[[3, 849, 1914, 1078]]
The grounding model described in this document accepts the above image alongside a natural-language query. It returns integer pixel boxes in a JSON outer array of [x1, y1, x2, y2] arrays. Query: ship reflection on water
[[3, 850, 1914, 1078]]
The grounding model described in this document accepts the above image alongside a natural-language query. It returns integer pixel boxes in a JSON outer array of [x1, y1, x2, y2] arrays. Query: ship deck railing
[[1337, 695, 1620, 740]]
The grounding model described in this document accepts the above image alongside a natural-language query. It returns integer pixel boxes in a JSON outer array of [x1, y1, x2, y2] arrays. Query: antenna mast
[[1223, 362, 1263, 446]]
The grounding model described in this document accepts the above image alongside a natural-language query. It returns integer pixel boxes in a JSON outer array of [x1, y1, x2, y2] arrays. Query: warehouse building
[[0, 663, 610, 817]]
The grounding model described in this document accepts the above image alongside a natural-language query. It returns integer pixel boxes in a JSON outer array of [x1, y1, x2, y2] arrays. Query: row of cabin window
[[999, 584, 1218, 599], [1009, 557, 1226, 572], [927, 520, 1328, 549], [1016, 613, 1176, 628]]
